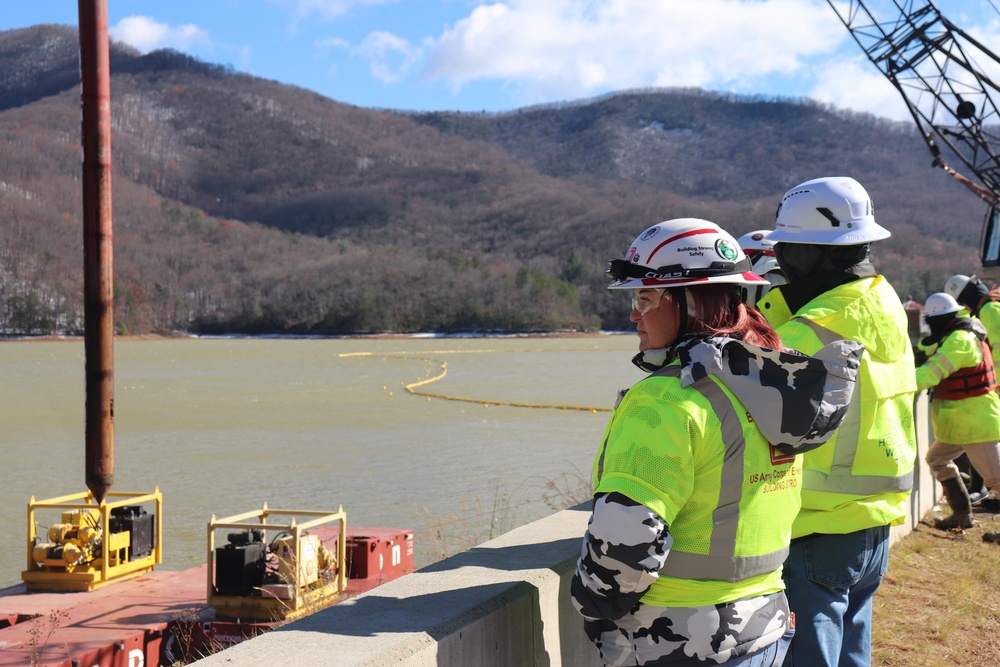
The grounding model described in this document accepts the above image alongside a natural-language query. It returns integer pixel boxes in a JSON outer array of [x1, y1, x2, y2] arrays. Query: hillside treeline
[[0, 25, 986, 336]]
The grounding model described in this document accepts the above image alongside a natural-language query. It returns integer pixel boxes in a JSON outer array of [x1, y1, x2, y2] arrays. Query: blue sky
[[2, 1, 998, 119]]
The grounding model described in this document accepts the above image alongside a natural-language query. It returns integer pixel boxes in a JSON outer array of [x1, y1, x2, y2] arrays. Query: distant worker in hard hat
[[571, 217, 862, 667], [922, 278, 995, 503], [756, 176, 917, 667], [918, 292, 1000, 528], [944, 273, 1000, 357], [737, 229, 788, 309]]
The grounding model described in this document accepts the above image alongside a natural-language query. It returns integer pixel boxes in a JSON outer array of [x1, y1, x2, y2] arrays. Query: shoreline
[[3, 330, 631, 343]]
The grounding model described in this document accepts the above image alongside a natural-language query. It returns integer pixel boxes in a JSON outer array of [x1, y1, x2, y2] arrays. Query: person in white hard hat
[[944, 273, 1000, 358], [570, 217, 863, 667], [737, 229, 788, 309], [918, 292, 1000, 528], [756, 176, 917, 667], [924, 278, 997, 503]]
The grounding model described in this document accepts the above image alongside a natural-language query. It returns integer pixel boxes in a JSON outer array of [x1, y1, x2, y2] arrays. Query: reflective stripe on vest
[[650, 366, 788, 582], [936, 335, 998, 400], [792, 317, 914, 495]]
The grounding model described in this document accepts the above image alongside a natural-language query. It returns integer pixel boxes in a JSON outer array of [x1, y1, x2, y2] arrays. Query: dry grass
[[28, 610, 69, 667], [873, 504, 1000, 667], [420, 484, 520, 561]]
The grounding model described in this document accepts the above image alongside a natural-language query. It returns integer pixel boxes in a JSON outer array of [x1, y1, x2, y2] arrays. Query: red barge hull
[[0, 527, 413, 667]]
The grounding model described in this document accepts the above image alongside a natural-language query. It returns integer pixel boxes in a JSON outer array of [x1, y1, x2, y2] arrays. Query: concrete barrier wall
[[192, 394, 936, 667], [896, 391, 936, 544]]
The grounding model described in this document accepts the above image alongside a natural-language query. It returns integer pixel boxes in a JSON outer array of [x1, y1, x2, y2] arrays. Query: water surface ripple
[[0, 335, 641, 587]]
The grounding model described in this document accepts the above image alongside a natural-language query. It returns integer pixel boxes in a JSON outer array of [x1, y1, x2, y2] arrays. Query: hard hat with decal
[[737, 229, 777, 255], [924, 292, 962, 318], [737, 230, 786, 308], [607, 218, 769, 290], [944, 274, 973, 300], [736, 228, 785, 278], [770, 176, 890, 245]]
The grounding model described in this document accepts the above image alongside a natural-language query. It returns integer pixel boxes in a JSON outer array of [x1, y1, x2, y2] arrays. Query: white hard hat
[[750, 254, 784, 279], [924, 292, 962, 318], [736, 229, 785, 308], [607, 218, 768, 290], [741, 255, 787, 309], [737, 229, 777, 254], [769, 176, 890, 245], [944, 274, 972, 300]]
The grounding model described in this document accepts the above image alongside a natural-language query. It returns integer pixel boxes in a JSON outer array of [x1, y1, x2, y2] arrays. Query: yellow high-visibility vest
[[594, 366, 800, 607], [758, 276, 917, 538]]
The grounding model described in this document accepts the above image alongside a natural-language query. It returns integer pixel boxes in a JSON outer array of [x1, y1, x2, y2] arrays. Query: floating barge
[[0, 493, 413, 666]]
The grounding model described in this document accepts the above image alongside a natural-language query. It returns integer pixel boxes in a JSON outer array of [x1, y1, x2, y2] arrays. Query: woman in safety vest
[[571, 218, 862, 666], [917, 292, 1000, 529]]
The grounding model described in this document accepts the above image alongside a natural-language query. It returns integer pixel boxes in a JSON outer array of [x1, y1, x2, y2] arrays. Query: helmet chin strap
[[633, 287, 691, 372]]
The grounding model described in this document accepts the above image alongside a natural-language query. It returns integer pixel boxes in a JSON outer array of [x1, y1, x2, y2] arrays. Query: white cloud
[[806, 13, 1000, 122], [357, 31, 425, 83], [957, 19, 1000, 107], [110, 16, 210, 54], [272, 0, 397, 21], [421, 0, 846, 104], [316, 36, 352, 52], [807, 57, 911, 121]]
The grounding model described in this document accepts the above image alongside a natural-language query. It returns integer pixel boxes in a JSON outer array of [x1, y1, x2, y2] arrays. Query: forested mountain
[[0, 24, 984, 336]]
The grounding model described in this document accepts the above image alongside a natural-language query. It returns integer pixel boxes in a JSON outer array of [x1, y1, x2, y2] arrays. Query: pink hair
[[685, 285, 783, 350]]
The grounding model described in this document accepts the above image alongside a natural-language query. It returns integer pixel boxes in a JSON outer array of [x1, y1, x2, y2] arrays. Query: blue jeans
[[781, 525, 890, 667], [725, 626, 794, 667]]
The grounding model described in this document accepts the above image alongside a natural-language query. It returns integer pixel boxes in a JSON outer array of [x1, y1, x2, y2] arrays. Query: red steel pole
[[79, 0, 114, 503]]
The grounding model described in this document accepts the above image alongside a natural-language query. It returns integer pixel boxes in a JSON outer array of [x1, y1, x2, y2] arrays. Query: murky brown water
[[0, 334, 642, 587]]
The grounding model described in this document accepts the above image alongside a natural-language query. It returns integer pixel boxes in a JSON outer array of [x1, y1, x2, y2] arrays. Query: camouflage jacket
[[571, 336, 862, 666]]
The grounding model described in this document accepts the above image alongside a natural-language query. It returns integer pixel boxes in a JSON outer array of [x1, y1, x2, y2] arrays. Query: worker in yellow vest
[[571, 217, 862, 666], [917, 292, 1000, 528], [756, 176, 917, 667]]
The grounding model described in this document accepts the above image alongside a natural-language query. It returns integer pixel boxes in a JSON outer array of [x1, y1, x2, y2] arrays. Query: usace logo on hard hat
[[715, 238, 739, 261], [639, 226, 660, 242]]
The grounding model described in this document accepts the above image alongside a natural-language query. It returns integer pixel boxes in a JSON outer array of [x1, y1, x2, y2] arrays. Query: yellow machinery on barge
[[206, 503, 349, 622], [21, 489, 163, 592]]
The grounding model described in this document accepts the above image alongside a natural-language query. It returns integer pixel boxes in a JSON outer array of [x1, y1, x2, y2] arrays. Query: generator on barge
[[21, 490, 163, 593]]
